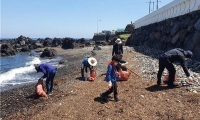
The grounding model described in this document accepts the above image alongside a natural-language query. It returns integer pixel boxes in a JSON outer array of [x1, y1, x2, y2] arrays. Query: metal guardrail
[[135, 0, 200, 29]]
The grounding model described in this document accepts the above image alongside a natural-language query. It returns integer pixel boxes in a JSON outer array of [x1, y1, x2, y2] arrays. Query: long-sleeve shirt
[[106, 62, 117, 83], [82, 58, 91, 67], [163, 48, 190, 77], [38, 64, 56, 78], [112, 43, 123, 56]]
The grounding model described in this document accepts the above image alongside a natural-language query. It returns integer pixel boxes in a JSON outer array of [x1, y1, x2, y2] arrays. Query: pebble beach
[[1, 45, 200, 120]]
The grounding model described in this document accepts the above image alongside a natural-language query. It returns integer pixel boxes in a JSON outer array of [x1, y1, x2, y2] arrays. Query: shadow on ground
[[146, 84, 181, 92], [26, 93, 40, 99], [76, 77, 85, 81]]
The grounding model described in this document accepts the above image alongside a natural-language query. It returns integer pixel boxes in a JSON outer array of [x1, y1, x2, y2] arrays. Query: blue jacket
[[38, 64, 56, 78], [82, 58, 90, 67], [106, 64, 117, 83]]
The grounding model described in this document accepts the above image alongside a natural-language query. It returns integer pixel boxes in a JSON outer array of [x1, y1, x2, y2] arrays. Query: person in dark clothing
[[34, 63, 57, 95], [112, 38, 123, 56], [81, 57, 97, 80], [100, 55, 121, 102], [157, 48, 193, 88]]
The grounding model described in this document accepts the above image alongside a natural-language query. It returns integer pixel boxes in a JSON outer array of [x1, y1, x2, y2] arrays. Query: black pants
[[81, 64, 92, 78], [157, 56, 176, 86], [102, 82, 118, 98]]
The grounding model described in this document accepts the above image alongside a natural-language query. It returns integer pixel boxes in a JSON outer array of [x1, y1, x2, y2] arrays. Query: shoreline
[[0, 46, 109, 117], [1, 45, 200, 120]]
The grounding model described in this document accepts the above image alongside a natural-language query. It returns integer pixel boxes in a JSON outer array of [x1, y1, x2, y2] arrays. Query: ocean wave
[[25, 57, 41, 66], [0, 57, 42, 84], [0, 65, 36, 84]]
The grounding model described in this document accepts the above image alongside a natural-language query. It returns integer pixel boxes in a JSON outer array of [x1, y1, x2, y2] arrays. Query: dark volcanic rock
[[183, 31, 200, 50], [194, 18, 200, 31], [170, 21, 180, 36], [52, 38, 63, 47], [125, 10, 200, 61], [125, 24, 135, 33], [0, 44, 16, 57], [62, 38, 76, 49], [20, 46, 30, 52], [40, 48, 58, 58], [43, 37, 52, 47], [34, 42, 44, 48]]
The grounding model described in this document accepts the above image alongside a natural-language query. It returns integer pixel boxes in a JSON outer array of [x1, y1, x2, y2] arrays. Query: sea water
[[0, 50, 62, 92]]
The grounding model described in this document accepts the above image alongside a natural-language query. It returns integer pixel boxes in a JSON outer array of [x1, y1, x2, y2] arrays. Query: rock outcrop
[[0, 36, 97, 57], [40, 48, 58, 58]]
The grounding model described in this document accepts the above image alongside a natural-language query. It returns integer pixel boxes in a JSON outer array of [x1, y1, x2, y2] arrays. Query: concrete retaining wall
[[135, 0, 200, 29], [126, 10, 200, 61]]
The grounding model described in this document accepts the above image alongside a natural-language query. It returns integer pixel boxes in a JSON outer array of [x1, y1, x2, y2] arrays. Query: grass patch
[[119, 34, 131, 40]]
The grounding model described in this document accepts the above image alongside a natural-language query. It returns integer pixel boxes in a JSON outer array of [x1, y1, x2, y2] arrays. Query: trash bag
[[35, 79, 47, 97], [88, 69, 97, 81], [163, 72, 177, 84], [117, 68, 131, 81]]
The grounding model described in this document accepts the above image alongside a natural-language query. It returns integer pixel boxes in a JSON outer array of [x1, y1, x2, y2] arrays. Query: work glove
[[108, 80, 112, 88], [121, 63, 126, 67]]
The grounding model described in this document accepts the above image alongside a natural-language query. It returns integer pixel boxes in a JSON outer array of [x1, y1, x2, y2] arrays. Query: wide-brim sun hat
[[88, 57, 97, 66], [115, 38, 122, 44]]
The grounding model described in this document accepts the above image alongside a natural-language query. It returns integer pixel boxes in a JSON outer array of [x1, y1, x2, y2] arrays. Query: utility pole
[[157, 0, 161, 9], [152, 1, 155, 11], [97, 20, 101, 34], [146, 0, 152, 13]]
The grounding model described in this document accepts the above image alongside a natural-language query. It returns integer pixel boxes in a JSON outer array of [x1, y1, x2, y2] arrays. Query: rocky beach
[[1, 45, 200, 120]]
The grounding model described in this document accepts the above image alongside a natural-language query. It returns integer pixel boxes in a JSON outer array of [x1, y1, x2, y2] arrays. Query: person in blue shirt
[[34, 63, 57, 95], [81, 57, 97, 80], [100, 55, 121, 102]]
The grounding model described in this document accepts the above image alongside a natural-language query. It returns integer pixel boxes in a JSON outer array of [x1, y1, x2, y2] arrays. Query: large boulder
[[52, 38, 63, 47], [62, 38, 76, 49], [0, 44, 16, 57], [34, 42, 43, 48], [40, 48, 58, 58], [170, 21, 180, 36], [20, 46, 30, 52], [43, 37, 52, 47]]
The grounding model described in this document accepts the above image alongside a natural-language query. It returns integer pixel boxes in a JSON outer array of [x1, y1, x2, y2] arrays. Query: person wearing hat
[[34, 63, 57, 95], [100, 54, 121, 102], [157, 48, 193, 88], [112, 38, 123, 56], [81, 57, 97, 80]]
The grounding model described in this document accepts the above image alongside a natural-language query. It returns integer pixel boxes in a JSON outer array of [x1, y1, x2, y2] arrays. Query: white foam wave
[[0, 57, 42, 84], [25, 57, 41, 66], [0, 65, 36, 84]]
